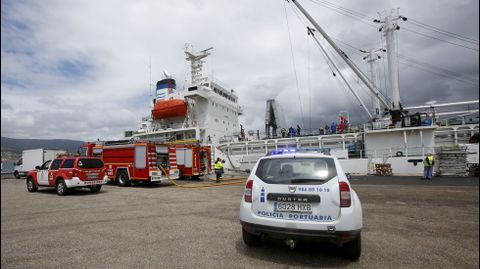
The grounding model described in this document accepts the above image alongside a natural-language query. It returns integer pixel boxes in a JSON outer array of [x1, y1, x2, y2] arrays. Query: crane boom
[[289, 0, 393, 110]]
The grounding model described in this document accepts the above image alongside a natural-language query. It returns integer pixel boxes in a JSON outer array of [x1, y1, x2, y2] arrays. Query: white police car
[[239, 150, 362, 260]]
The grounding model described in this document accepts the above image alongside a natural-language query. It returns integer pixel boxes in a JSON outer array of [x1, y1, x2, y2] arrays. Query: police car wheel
[[342, 233, 361, 261], [242, 228, 261, 246]]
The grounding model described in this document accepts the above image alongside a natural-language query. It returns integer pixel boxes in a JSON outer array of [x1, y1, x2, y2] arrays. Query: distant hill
[[1, 136, 85, 154]]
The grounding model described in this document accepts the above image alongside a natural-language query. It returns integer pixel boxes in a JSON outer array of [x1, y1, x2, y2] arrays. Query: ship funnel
[[155, 78, 176, 101]]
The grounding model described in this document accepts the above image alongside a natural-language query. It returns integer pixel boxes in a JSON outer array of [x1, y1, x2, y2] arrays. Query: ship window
[[222, 120, 225, 124], [215, 118, 219, 122]]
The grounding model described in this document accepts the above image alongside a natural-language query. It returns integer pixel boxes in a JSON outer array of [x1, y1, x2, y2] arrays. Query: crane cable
[[283, 1, 306, 129]]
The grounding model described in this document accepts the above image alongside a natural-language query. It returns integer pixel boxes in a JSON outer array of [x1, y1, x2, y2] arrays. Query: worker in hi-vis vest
[[423, 153, 434, 180], [214, 158, 224, 183]]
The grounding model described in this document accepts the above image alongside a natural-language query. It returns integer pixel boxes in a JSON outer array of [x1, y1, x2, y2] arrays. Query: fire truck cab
[[81, 140, 180, 186], [168, 140, 212, 179]]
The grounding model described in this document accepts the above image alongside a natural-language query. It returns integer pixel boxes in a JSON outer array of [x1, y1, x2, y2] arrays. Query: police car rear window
[[255, 157, 337, 185], [77, 158, 104, 169]]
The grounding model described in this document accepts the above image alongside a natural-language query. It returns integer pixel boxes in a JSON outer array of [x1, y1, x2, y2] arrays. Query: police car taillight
[[339, 181, 351, 207], [244, 180, 253, 203]]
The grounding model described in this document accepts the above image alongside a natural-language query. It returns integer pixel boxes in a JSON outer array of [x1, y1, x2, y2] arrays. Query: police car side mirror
[[35, 166, 41, 170]]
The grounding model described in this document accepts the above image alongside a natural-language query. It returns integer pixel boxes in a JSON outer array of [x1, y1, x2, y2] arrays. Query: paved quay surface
[[1, 175, 478, 269]]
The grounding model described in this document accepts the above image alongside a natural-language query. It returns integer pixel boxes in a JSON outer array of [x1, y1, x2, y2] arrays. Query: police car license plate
[[274, 202, 312, 213]]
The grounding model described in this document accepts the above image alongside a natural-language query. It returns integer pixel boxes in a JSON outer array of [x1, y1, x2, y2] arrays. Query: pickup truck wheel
[[342, 233, 361, 261], [242, 228, 261, 246], [56, 179, 69, 196], [116, 170, 131, 186], [89, 185, 102, 193], [26, 178, 38, 192]]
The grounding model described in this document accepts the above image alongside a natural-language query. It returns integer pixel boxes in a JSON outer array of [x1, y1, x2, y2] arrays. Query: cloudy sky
[[1, 0, 478, 141]]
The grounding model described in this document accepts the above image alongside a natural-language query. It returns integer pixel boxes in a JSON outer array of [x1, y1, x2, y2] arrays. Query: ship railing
[[220, 143, 437, 160], [361, 146, 436, 160], [363, 121, 436, 131]]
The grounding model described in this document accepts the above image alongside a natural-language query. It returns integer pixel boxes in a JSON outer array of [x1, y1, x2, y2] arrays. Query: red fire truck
[[81, 140, 180, 186], [167, 140, 212, 179]]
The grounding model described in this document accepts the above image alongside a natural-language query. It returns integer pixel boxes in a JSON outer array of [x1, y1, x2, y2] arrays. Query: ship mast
[[375, 9, 407, 109], [362, 48, 385, 118], [184, 45, 214, 85]]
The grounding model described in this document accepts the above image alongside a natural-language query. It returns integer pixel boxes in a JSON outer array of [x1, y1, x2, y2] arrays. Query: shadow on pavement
[[235, 237, 354, 268]]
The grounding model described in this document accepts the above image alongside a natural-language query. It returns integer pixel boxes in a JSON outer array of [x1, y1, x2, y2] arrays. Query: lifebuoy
[[396, 151, 403, 157]]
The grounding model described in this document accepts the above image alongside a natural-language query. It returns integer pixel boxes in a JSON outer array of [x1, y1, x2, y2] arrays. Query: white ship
[[126, 3, 478, 177], [214, 3, 478, 176], [126, 46, 243, 145]]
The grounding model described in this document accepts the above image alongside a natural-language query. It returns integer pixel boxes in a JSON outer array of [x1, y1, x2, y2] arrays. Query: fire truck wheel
[[178, 170, 184, 180], [56, 179, 69, 196], [116, 170, 131, 186], [26, 177, 38, 192], [89, 185, 102, 193]]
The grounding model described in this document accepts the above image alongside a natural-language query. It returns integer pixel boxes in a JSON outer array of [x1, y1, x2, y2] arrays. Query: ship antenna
[[184, 45, 213, 85], [149, 56, 152, 109]]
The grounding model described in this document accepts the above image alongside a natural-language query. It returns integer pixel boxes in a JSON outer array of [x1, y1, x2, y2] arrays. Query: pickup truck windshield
[[77, 158, 104, 169], [255, 157, 337, 185]]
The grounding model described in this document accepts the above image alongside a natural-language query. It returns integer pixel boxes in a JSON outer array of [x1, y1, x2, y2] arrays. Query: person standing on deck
[[331, 122, 337, 134], [339, 120, 345, 134]]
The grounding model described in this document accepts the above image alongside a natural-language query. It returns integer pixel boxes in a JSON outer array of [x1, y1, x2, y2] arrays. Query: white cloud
[[1, 0, 478, 140]]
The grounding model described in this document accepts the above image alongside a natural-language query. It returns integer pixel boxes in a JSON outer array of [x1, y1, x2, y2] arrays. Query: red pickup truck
[[26, 157, 108, 195]]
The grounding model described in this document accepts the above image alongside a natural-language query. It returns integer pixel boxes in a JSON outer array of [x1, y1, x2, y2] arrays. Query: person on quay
[[423, 153, 435, 180], [214, 158, 224, 183]]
